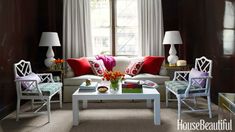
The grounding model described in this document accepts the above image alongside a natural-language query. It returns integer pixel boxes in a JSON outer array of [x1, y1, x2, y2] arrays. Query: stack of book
[[122, 80, 142, 93], [80, 82, 98, 90]]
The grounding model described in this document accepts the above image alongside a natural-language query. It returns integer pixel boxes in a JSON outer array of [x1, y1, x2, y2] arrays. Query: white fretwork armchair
[[14, 60, 62, 122], [165, 56, 212, 119]]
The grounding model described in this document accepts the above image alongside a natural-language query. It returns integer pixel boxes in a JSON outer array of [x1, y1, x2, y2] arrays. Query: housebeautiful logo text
[[177, 119, 232, 131]]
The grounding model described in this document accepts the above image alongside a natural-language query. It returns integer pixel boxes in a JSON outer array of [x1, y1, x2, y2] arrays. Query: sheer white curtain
[[63, 0, 92, 59], [63, 0, 163, 58], [138, 0, 164, 56]]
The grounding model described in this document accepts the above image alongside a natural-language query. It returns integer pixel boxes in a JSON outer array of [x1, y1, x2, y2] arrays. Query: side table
[[218, 93, 235, 116], [40, 69, 64, 82], [164, 64, 190, 80], [218, 93, 235, 129]]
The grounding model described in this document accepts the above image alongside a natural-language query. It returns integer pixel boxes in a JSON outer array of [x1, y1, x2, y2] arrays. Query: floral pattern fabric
[[89, 60, 107, 76], [125, 60, 144, 76]]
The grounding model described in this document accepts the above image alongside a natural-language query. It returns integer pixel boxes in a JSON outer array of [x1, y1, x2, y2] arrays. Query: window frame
[[91, 0, 138, 56], [111, 0, 116, 55]]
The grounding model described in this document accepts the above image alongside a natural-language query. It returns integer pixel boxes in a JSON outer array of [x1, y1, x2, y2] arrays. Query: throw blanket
[[95, 55, 116, 71]]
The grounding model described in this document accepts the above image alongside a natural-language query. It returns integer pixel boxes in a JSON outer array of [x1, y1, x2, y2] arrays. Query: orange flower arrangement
[[102, 71, 125, 91], [53, 58, 65, 64], [102, 71, 125, 81], [52, 58, 65, 70]]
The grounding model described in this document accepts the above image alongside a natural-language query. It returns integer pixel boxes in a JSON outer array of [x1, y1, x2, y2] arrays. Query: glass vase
[[110, 80, 119, 94]]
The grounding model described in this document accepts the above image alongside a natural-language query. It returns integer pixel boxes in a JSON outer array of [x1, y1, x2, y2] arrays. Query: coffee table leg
[[146, 99, 152, 108], [73, 98, 79, 126], [154, 96, 161, 125], [83, 100, 87, 109]]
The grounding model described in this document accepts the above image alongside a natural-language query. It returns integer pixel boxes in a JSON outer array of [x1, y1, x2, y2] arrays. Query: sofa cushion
[[89, 60, 106, 76], [124, 74, 132, 79], [140, 56, 165, 75], [64, 75, 102, 85], [112, 57, 131, 73], [125, 60, 144, 76], [132, 73, 170, 84], [67, 57, 93, 76]]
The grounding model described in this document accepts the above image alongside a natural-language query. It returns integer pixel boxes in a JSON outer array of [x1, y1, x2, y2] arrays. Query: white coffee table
[[72, 86, 160, 126]]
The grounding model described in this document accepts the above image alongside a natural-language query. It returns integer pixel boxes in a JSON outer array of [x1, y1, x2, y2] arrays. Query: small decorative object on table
[[102, 71, 125, 94], [85, 79, 92, 86], [80, 81, 98, 90], [51, 58, 64, 70], [122, 80, 143, 93], [176, 60, 187, 66], [141, 80, 158, 88], [121, 80, 158, 93], [97, 86, 108, 93]]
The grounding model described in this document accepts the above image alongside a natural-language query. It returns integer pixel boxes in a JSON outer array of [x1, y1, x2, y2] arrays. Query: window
[[90, 0, 139, 56], [223, 1, 235, 55]]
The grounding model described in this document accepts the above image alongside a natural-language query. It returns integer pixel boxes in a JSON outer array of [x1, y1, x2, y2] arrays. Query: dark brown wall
[[176, 0, 235, 103], [0, 0, 63, 119], [37, 0, 63, 70], [162, 0, 180, 59], [0, 0, 40, 119]]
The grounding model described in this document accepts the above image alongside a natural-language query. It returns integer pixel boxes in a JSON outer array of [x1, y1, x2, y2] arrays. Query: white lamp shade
[[39, 32, 61, 47], [163, 31, 183, 45]]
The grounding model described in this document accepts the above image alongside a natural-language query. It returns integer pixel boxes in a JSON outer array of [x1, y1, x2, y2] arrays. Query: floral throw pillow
[[89, 60, 107, 76], [125, 60, 144, 76]]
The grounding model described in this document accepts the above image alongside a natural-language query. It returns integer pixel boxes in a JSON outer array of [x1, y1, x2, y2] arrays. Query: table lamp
[[163, 31, 182, 66], [39, 32, 61, 68]]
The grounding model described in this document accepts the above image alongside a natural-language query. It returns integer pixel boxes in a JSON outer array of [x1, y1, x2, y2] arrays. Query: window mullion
[[111, 0, 116, 56]]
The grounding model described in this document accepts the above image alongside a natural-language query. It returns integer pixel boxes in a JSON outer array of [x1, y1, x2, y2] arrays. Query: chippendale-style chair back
[[14, 60, 32, 78], [195, 56, 212, 77]]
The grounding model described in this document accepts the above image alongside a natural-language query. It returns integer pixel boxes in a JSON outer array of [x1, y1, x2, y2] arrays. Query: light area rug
[[0, 98, 229, 132]]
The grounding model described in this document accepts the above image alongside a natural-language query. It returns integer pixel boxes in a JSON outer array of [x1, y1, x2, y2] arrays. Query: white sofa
[[63, 56, 170, 102]]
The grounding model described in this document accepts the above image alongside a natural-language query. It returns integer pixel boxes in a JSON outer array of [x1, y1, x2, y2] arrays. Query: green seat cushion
[[38, 83, 62, 95], [165, 81, 201, 94], [24, 82, 62, 96]]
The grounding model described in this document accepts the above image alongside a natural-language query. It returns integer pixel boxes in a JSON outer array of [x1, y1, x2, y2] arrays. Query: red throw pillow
[[140, 56, 164, 75], [66, 57, 93, 76], [89, 60, 107, 76], [125, 60, 144, 76]]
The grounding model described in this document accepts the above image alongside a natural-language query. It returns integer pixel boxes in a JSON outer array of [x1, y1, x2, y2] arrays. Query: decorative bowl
[[97, 86, 108, 93]]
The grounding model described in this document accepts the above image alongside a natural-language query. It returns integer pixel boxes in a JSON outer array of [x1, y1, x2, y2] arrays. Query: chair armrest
[[188, 76, 212, 88], [190, 76, 212, 80], [15, 79, 37, 82], [15, 79, 37, 84], [15, 80, 42, 94], [37, 73, 54, 83], [173, 71, 190, 81], [184, 76, 212, 97]]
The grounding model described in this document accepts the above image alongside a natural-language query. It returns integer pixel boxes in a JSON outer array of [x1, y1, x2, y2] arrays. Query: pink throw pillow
[[125, 60, 144, 76], [89, 60, 107, 76]]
